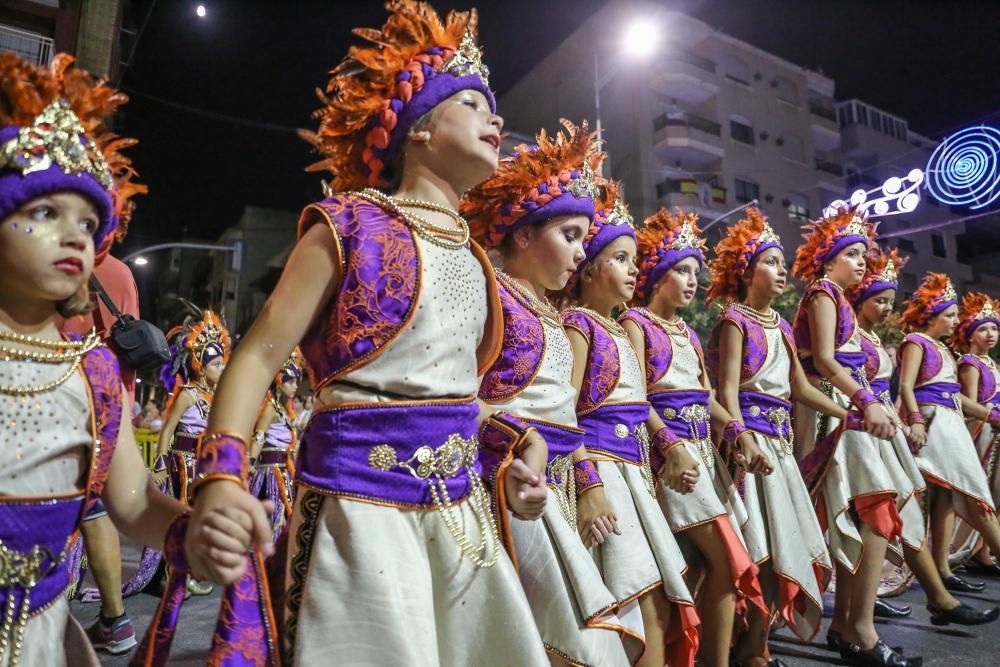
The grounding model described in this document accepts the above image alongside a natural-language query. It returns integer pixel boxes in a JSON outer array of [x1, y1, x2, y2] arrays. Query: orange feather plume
[[791, 206, 875, 283], [706, 207, 777, 303], [845, 245, 908, 305], [951, 292, 1000, 350], [900, 272, 955, 330], [463, 119, 603, 247], [0, 52, 146, 242], [301, 0, 478, 191]]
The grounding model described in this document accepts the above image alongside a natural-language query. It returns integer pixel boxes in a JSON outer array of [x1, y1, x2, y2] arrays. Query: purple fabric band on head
[[0, 495, 82, 617], [585, 219, 636, 263], [0, 125, 116, 249], [578, 402, 651, 465], [930, 298, 958, 316], [517, 190, 596, 230], [375, 73, 495, 177], [751, 240, 782, 263], [859, 281, 898, 304], [969, 317, 1000, 340], [818, 234, 869, 264], [640, 248, 704, 300], [298, 400, 480, 507]]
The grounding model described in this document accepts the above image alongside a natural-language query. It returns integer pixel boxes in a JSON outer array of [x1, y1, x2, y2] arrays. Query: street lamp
[[594, 19, 663, 175], [133, 256, 149, 266], [196, 4, 207, 18]]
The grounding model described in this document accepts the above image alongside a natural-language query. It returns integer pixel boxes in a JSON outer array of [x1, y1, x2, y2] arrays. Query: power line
[[123, 87, 301, 134]]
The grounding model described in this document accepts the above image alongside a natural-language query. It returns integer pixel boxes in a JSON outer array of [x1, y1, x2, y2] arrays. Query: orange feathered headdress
[[846, 245, 908, 306], [706, 207, 783, 303], [632, 208, 706, 302], [951, 292, 1000, 350], [301, 0, 493, 192], [900, 272, 959, 330], [463, 119, 603, 248], [791, 206, 875, 283], [0, 52, 146, 255]]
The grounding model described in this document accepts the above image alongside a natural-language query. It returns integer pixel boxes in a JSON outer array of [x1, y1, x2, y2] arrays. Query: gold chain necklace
[[859, 327, 882, 347], [639, 308, 689, 346], [357, 188, 470, 250], [731, 301, 779, 327], [0, 332, 100, 395], [818, 277, 845, 293], [495, 271, 561, 324], [974, 354, 997, 371], [569, 306, 627, 337], [0, 328, 95, 349]]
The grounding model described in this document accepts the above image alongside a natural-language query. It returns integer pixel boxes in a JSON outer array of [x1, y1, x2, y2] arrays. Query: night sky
[[115, 0, 1000, 256]]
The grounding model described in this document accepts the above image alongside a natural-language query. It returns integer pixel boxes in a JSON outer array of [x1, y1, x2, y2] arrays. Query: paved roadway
[[75, 541, 999, 666]]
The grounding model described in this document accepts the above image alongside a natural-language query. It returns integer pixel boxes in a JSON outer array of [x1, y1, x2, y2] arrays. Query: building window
[[786, 192, 810, 221], [730, 115, 755, 145], [722, 54, 750, 85], [781, 134, 805, 163], [734, 178, 759, 204], [900, 272, 918, 295], [931, 233, 947, 258], [773, 76, 798, 105]]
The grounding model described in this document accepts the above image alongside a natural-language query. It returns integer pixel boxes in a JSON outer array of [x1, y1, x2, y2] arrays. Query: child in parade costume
[[849, 249, 998, 627], [155, 309, 230, 505], [790, 209, 924, 667], [705, 209, 835, 667], [249, 348, 303, 542], [561, 189, 701, 667], [949, 293, 1000, 573], [620, 208, 766, 667], [898, 275, 1000, 596], [0, 53, 252, 666], [180, 2, 550, 665], [463, 120, 641, 666]]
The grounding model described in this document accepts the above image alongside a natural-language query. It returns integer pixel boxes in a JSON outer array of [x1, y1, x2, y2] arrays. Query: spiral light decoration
[[925, 125, 1000, 209]]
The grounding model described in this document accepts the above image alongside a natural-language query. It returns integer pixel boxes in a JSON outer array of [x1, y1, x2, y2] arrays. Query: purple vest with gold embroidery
[[959, 354, 999, 406], [297, 194, 421, 388], [793, 281, 866, 378], [479, 283, 545, 401], [707, 304, 796, 389]]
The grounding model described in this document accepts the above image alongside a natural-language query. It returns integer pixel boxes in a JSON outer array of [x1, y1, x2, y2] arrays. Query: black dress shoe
[[828, 629, 903, 655], [943, 574, 987, 593], [874, 598, 912, 618], [928, 602, 1000, 626], [839, 639, 922, 667], [961, 560, 1000, 578]]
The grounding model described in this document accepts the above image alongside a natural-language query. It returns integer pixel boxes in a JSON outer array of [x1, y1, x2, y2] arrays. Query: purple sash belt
[[257, 447, 288, 466], [915, 382, 962, 410], [0, 495, 82, 620], [172, 434, 198, 454], [870, 378, 891, 402], [803, 351, 868, 383], [739, 391, 794, 440], [578, 402, 651, 465], [648, 388, 711, 441], [297, 400, 481, 508], [519, 418, 583, 486]]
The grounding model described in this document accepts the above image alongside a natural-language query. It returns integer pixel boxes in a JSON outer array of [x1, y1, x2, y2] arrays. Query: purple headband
[[818, 234, 870, 264], [365, 32, 495, 182], [199, 343, 225, 367], [969, 317, 1000, 339], [0, 124, 116, 250], [639, 248, 704, 301], [516, 189, 596, 230], [857, 280, 898, 304], [583, 202, 636, 265], [930, 297, 958, 316]]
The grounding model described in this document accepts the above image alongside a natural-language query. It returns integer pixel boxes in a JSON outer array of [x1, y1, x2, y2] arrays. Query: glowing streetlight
[[133, 256, 149, 266], [196, 4, 207, 18], [622, 21, 659, 59]]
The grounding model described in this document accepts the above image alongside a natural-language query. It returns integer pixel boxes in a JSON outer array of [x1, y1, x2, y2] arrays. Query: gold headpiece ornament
[[878, 257, 898, 283], [943, 278, 958, 303], [670, 220, 700, 250], [843, 213, 870, 239], [0, 99, 113, 189], [441, 30, 490, 83], [975, 299, 996, 321], [604, 198, 634, 227], [567, 157, 599, 199], [758, 219, 780, 245]]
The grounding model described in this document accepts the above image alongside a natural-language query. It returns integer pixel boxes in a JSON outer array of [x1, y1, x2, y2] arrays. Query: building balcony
[[814, 151, 843, 177], [653, 112, 724, 170], [650, 51, 719, 105], [809, 99, 837, 123], [656, 178, 727, 209], [0, 25, 53, 67]]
